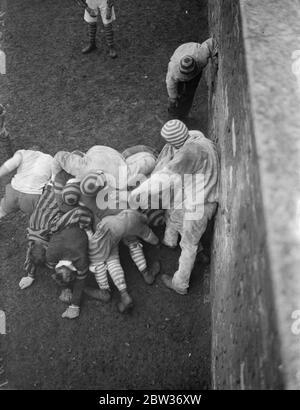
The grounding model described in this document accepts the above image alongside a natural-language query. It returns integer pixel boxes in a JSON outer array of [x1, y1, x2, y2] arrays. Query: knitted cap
[[62, 181, 81, 206], [179, 55, 196, 75], [161, 120, 189, 148], [80, 170, 106, 197]]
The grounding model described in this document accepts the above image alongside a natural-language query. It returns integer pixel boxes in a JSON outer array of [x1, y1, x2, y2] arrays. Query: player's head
[[160, 119, 189, 149], [179, 55, 196, 75], [80, 170, 107, 197], [55, 262, 76, 284], [62, 180, 81, 206]]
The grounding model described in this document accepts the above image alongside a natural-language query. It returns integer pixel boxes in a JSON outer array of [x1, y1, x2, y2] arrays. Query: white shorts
[[84, 0, 116, 25]]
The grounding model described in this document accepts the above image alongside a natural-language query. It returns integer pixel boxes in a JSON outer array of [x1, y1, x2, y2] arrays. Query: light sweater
[[5, 150, 53, 195], [166, 40, 212, 99]]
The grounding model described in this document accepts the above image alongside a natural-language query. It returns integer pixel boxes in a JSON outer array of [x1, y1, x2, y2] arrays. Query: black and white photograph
[[0, 0, 300, 393]]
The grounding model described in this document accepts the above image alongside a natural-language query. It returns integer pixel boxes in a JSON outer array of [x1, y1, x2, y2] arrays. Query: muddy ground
[[0, 0, 210, 390]]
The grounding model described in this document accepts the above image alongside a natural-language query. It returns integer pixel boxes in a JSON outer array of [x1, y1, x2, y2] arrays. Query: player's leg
[[82, 6, 98, 54], [99, 1, 117, 58], [0, 183, 19, 220], [162, 204, 216, 294], [177, 73, 202, 118], [85, 263, 112, 302], [162, 211, 180, 248], [106, 247, 133, 313], [126, 239, 160, 285], [18, 192, 41, 216]]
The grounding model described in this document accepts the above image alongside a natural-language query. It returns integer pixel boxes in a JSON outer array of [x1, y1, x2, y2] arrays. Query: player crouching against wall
[[130, 120, 220, 296]]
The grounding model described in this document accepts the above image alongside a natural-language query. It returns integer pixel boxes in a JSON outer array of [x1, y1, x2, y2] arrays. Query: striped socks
[[104, 23, 117, 58], [104, 23, 114, 47], [128, 241, 147, 273], [93, 263, 110, 290], [82, 23, 97, 54], [92, 258, 127, 292], [88, 22, 97, 45], [107, 256, 127, 292]]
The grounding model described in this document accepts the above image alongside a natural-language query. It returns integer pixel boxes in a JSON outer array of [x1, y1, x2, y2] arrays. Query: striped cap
[[161, 120, 189, 148], [80, 170, 106, 197], [62, 181, 81, 206], [179, 55, 196, 75]]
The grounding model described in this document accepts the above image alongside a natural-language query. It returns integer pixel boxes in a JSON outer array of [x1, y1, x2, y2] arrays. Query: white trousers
[[164, 203, 217, 292]]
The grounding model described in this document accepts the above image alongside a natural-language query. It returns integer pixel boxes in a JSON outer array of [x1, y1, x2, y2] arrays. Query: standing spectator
[[82, 0, 117, 58], [166, 39, 215, 120]]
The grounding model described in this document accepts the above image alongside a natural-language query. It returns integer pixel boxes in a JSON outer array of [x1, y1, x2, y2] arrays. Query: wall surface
[[208, 0, 300, 389]]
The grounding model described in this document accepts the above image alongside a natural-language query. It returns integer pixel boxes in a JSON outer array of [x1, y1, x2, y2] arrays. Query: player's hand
[[59, 288, 73, 303], [19, 276, 34, 290], [62, 305, 80, 319]]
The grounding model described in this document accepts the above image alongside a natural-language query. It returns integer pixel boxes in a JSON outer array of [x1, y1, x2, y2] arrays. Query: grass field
[[0, 0, 211, 389]]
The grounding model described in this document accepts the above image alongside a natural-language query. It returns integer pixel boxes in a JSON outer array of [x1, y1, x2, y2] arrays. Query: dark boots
[[82, 22, 97, 54], [118, 290, 133, 313], [141, 261, 161, 285], [82, 22, 117, 58], [104, 23, 117, 58]]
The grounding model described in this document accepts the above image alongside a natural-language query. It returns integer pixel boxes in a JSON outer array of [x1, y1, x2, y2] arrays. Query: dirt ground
[[0, 0, 210, 390]]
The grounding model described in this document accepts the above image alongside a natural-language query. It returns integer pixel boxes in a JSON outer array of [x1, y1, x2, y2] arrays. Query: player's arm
[[166, 66, 179, 110], [197, 38, 215, 68], [19, 241, 45, 289], [0, 151, 22, 180]]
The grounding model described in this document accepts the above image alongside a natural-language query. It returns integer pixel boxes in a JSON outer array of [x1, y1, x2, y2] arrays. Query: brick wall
[[207, 0, 283, 389]]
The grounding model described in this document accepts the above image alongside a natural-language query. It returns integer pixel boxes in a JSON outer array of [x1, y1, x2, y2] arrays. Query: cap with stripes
[[62, 181, 81, 206], [179, 55, 196, 75], [80, 170, 106, 197], [160, 119, 189, 148]]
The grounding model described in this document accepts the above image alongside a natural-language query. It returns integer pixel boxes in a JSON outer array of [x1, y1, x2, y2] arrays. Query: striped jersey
[[24, 184, 93, 277]]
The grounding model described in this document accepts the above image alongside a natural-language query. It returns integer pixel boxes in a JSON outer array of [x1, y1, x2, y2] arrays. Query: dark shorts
[[0, 183, 40, 216]]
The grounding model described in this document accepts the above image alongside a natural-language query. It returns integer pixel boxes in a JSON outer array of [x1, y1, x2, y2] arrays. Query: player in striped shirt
[[19, 183, 93, 290]]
